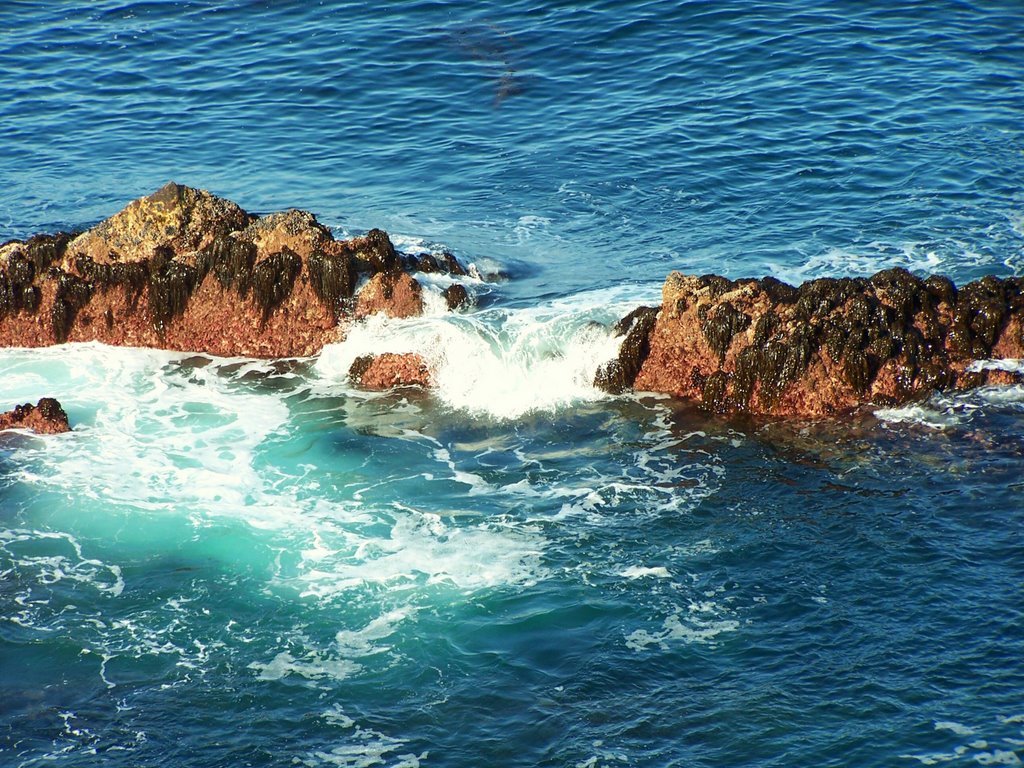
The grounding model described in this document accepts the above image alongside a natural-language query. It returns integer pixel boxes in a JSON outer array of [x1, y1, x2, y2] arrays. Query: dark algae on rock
[[0, 183, 468, 357], [3, 183, 1022, 416], [625, 268, 1024, 417], [594, 306, 658, 395]]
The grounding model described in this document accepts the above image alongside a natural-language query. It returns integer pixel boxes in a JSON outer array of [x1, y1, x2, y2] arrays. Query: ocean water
[[2, 2, 1024, 766]]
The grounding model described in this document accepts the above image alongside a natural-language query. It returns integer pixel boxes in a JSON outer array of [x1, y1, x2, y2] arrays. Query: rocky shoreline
[[3, 182, 1023, 425]]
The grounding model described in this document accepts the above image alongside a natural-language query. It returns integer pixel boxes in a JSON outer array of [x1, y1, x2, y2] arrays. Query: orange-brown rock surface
[[348, 353, 432, 389], [600, 269, 1024, 417], [0, 398, 71, 434], [0, 183, 465, 358], [355, 272, 425, 320]]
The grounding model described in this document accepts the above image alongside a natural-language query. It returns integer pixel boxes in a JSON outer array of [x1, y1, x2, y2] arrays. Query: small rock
[[349, 353, 431, 389], [0, 397, 71, 434], [443, 284, 470, 311]]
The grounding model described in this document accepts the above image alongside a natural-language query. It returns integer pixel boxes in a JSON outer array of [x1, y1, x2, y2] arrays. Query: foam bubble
[[315, 287, 649, 420], [626, 600, 740, 651], [303, 705, 427, 768], [874, 403, 964, 430], [619, 565, 671, 580]]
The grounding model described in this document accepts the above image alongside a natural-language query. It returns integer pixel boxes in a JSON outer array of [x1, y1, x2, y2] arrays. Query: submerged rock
[[612, 269, 1024, 417], [0, 184, 468, 357], [349, 352, 431, 389], [0, 398, 71, 434]]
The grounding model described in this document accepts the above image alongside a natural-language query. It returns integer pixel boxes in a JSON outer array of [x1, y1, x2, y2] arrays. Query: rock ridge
[[0, 182, 469, 358], [599, 269, 1024, 417]]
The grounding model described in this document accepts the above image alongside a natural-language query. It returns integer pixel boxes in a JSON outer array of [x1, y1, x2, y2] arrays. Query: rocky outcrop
[[0, 398, 71, 434], [348, 353, 431, 389], [355, 272, 425, 320], [0, 183, 467, 358], [602, 269, 1024, 417]]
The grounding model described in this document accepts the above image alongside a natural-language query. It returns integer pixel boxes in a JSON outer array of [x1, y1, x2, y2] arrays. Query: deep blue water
[[2, 2, 1024, 766]]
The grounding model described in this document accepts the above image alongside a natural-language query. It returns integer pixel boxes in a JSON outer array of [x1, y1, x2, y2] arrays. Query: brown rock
[[355, 272, 424, 319], [0, 398, 71, 434], [241, 209, 332, 259], [64, 181, 254, 267], [0, 184, 424, 357], [442, 283, 469, 311], [349, 353, 431, 389], [626, 269, 1024, 417]]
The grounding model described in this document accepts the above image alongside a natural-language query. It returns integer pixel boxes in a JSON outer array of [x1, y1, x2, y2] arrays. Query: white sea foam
[[935, 721, 976, 737], [295, 510, 544, 599], [316, 286, 652, 420], [874, 403, 965, 430], [619, 565, 671, 580], [968, 358, 1024, 374], [771, 241, 956, 285], [626, 596, 740, 652], [301, 705, 427, 768], [0, 529, 124, 599]]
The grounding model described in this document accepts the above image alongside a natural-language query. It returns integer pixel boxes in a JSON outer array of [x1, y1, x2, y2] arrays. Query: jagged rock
[[443, 283, 469, 311], [0, 184, 448, 357], [624, 269, 1024, 417], [64, 181, 254, 267], [352, 228, 402, 274], [241, 209, 333, 259], [355, 272, 424, 319], [349, 352, 431, 389], [0, 398, 71, 434], [594, 306, 658, 394]]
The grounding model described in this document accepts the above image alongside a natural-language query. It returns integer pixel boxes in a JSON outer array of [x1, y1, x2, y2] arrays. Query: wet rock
[[0, 398, 71, 434], [442, 283, 470, 311], [349, 353, 431, 389], [406, 250, 468, 277], [0, 184, 433, 357], [629, 268, 1024, 417], [355, 272, 424, 319], [594, 306, 658, 394], [352, 229, 402, 274]]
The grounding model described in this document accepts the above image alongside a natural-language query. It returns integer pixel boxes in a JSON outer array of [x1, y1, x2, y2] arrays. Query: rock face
[[606, 269, 1024, 417], [0, 398, 71, 434], [348, 353, 431, 389], [355, 272, 425, 320], [0, 183, 466, 358], [594, 306, 659, 394]]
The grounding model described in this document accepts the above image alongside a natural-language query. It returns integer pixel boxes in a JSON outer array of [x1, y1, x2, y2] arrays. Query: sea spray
[[317, 286, 657, 420]]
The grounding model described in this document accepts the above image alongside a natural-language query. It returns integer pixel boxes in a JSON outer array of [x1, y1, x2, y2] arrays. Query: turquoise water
[[2, 2, 1024, 766]]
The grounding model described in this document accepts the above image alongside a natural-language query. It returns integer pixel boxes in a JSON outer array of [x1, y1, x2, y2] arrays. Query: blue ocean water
[[2, 2, 1023, 766]]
